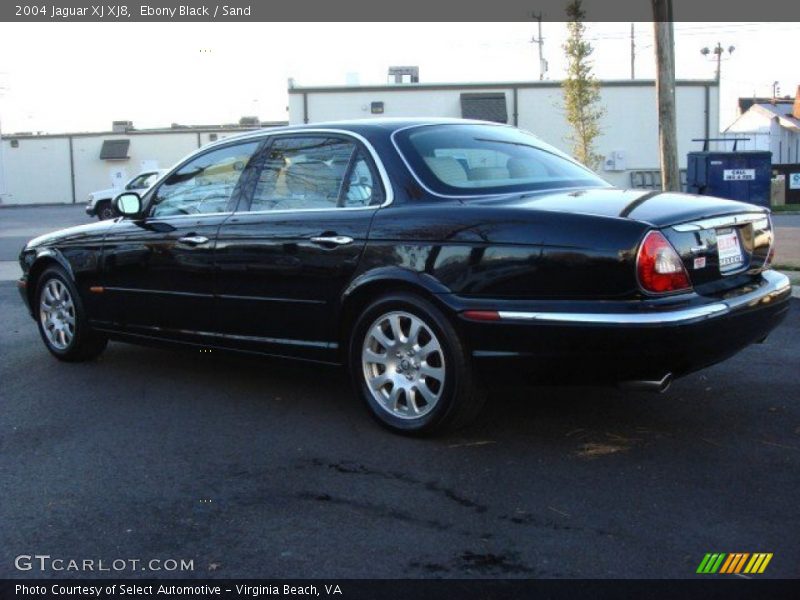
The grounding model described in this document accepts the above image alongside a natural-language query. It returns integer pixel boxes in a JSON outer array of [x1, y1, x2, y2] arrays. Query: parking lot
[[1, 205, 799, 578]]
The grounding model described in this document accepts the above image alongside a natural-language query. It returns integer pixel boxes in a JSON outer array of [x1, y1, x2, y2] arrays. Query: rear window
[[394, 124, 609, 196]]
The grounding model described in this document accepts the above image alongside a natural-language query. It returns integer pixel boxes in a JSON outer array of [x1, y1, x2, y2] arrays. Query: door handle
[[178, 235, 209, 245], [309, 235, 354, 246]]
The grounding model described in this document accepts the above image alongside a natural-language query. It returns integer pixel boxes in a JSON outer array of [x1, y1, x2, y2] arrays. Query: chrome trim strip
[[124, 324, 335, 349], [494, 271, 791, 325], [497, 303, 729, 324], [672, 212, 769, 232], [103, 286, 324, 305], [217, 293, 325, 305], [103, 286, 212, 298]]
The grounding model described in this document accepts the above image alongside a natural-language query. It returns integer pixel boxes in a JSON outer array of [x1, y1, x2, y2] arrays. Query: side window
[[126, 173, 151, 190], [141, 172, 159, 188], [150, 141, 259, 217], [345, 152, 384, 207], [247, 136, 383, 212]]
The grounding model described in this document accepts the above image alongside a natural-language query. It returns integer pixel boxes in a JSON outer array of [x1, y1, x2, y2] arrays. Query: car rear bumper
[[456, 270, 792, 384], [85, 205, 96, 216]]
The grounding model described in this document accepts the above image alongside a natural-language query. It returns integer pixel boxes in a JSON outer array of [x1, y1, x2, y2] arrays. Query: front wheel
[[35, 267, 108, 361], [349, 292, 484, 435], [96, 202, 117, 220]]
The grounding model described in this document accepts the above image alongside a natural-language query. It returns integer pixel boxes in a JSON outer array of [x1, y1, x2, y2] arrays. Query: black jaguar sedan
[[18, 119, 791, 433]]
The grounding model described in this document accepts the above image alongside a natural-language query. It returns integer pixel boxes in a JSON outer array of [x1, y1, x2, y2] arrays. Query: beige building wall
[[0, 129, 258, 206], [290, 80, 719, 188]]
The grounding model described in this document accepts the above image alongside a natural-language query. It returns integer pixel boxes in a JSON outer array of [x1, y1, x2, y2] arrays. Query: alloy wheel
[[362, 310, 446, 419], [39, 278, 76, 350]]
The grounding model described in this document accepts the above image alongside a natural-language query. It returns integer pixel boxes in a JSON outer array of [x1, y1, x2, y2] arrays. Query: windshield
[[394, 124, 610, 196]]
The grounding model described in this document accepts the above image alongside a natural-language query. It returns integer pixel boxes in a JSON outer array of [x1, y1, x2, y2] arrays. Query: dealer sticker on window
[[717, 229, 744, 270], [723, 169, 755, 181]]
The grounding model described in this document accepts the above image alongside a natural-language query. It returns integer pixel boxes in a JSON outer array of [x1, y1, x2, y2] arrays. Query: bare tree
[[562, 0, 604, 170]]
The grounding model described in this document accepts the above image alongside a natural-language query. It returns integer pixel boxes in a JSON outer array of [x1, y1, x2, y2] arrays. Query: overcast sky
[[0, 22, 796, 134]]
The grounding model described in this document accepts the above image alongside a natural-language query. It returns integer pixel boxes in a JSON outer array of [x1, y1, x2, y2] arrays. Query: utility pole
[[630, 23, 636, 79], [701, 42, 734, 82], [652, 0, 680, 192], [531, 12, 548, 80]]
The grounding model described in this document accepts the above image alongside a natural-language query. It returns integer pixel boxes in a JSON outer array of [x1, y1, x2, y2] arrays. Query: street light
[[700, 43, 735, 81]]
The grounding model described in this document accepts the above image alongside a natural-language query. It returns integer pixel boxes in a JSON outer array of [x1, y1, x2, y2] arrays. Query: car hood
[[90, 187, 120, 199], [479, 187, 768, 227], [25, 220, 115, 250]]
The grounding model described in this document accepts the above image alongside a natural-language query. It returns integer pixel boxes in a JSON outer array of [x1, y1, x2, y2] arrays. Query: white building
[[0, 121, 285, 206], [288, 78, 720, 188], [723, 88, 800, 164]]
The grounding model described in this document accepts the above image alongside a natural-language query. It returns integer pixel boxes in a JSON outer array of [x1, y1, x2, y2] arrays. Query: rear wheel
[[35, 266, 108, 361], [349, 292, 484, 435]]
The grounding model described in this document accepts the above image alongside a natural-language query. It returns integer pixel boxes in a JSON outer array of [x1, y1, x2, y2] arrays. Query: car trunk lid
[[482, 188, 769, 228], [476, 187, 773, 290], [659, 211, 773, 290]]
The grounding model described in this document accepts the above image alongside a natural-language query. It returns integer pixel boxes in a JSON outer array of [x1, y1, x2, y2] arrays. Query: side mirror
[[114, 192, 142, 217]]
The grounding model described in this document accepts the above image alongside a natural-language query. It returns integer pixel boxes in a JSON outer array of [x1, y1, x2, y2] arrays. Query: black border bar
[[3, 0, 800, 22], [3, 579, 800, 600]]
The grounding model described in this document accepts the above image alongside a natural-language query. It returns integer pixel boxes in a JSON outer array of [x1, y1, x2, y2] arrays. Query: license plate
[[717, 229, 743, 270]]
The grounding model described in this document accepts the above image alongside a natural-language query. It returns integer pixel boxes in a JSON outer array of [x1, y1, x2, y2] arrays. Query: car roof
[[205, 117, 507, 147]]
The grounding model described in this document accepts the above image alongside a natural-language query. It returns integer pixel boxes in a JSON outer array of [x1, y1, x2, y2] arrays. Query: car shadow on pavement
[[89, 337, 774, 456]]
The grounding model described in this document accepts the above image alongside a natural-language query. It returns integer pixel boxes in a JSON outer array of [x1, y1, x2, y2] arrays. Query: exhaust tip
[[619, 373, 673, 393]]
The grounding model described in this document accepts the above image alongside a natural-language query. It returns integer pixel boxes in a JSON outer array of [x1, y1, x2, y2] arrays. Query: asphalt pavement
[[0, 205, 799, 579]]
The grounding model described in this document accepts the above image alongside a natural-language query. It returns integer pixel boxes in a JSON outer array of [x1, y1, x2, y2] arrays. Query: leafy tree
[[562, 0, 604, 170]]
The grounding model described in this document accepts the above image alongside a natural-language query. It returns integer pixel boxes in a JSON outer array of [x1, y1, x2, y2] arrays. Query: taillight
[[636, 230, 692, 294]]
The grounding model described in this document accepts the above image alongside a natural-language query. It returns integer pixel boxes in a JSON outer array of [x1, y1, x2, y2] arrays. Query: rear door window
[[246, 136, 384, 212]]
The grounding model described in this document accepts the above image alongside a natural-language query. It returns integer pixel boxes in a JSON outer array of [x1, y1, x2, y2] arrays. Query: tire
[[35, 266, 108, 362], [97, 201, 117, 221], [349, 292, 485, 435]]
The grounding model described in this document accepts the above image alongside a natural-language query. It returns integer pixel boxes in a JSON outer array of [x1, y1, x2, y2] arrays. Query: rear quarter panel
[[363, 202, 650, 300]]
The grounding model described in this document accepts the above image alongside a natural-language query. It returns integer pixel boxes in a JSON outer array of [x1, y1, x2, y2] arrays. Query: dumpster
[[686, 147, 772, 207]]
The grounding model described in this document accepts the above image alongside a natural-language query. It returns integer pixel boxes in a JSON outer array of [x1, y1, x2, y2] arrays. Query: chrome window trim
[[136, 211, 234, 222], [233, 205, 379, 217], [389, 122, 608, 200], [671, 212, 769, 232], [232, 128, 394, 214]]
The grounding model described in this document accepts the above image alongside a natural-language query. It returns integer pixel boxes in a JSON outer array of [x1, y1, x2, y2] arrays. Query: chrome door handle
[[178, 235, 209, 245], [310, 235, 354, 246]]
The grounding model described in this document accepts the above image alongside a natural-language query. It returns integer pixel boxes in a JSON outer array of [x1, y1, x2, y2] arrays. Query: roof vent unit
[[388, 66, 419, 85], [112, 121, 133, 133], [460, 93, 508, 124], [239, 116, 260, 127]]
